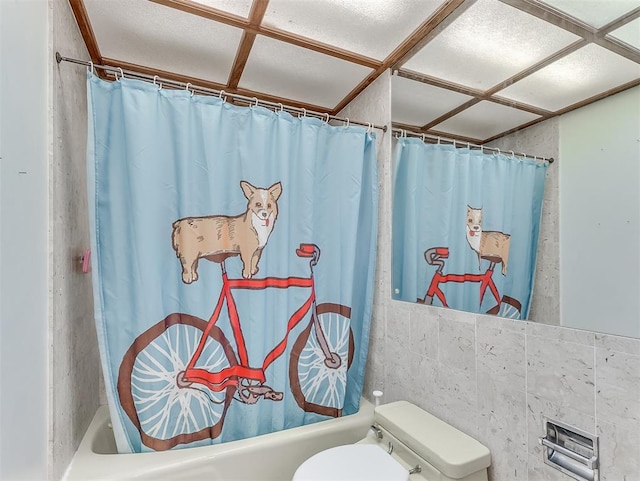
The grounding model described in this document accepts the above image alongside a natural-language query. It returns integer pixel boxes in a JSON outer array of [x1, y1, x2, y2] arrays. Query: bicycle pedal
[[265, 391, 283, 401]]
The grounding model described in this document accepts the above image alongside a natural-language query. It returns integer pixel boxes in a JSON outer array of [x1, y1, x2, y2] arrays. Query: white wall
[[560, 85, 640, 338], [0, 1, 50, 480]]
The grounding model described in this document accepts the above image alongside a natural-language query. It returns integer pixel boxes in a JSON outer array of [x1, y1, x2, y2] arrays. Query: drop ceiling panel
[[392, 75, 473, 126], [609, 18, 640, 50], [538, 0, 640, 28], [85, 0, 243, 84], [498, 44, 640, 112], [190, 0, 253, 18], [262, 0, 447, 61], [403, 0, 580, 91], [431, 101, 541, 141], [240, 36, 373, 108]]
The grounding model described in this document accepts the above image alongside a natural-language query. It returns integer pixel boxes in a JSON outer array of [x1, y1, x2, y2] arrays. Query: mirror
[[391, 82, 640, 339], [386, 0, 640, 339]]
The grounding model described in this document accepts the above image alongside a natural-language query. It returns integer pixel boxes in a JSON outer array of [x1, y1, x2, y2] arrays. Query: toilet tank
[[375, 401, 491, 480]]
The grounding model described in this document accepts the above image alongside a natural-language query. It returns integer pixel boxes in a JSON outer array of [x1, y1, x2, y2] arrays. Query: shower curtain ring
[[116, 67, 124, 81], [88, 61, 95, 76], [344, 118, 350, 128], [437, 137, 441, 145], [298, 108, 306, 119], [153, 75, 158, 87], [185, 83, 194, 96], [323, 113, 329, 124], [510, 150, 515, 157], [219, 90, 226, 102], [367, 122, 372, 133], [422, 133, 426, 142], [496, 148, 501, 155], [252, 97, 259, 108]]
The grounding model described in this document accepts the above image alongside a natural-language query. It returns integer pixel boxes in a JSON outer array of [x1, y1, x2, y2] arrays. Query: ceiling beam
[[100, 57, 334, 114], [389, 0, 476, 71], [151, 0, 381, 69], [485, 39, 587, 95], [498, 0, 640, 64], [396, 68, 551, 131], [227, 0, 269, 89], [150, 0, 249, 29], [68, 0, 103, 67], [397, 68, 484, 98], [333, 0, 475, 115]]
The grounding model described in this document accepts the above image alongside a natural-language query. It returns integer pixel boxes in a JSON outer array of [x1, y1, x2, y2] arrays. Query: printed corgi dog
[[465, 206, 510, 276], [172, 181, 282, 283]]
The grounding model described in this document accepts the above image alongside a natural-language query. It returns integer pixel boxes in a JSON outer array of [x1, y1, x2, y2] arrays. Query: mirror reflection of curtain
[[392, 139, 547, 319], [86, 73, 378, 453]]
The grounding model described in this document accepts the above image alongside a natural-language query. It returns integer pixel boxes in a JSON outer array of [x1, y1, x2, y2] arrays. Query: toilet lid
[[293, 444, 409, 481]]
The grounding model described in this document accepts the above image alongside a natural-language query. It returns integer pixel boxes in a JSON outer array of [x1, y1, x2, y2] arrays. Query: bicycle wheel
[[118, 313, 237, 451], [487, 295, 522, 320], [289, 303, 354, 418]]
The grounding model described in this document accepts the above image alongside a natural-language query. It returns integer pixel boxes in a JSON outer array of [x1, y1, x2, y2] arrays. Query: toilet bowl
[[293, 401, 491, 481]]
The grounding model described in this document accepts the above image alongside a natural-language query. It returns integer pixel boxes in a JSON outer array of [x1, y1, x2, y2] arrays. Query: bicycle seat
[[296, 244, 317, 257]]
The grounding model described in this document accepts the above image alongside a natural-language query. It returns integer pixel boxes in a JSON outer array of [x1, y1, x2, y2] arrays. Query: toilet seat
[[292, 444, 408, 481]]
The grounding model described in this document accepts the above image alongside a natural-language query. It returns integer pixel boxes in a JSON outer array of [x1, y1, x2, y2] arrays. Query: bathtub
[[63, 399, 374, 481]]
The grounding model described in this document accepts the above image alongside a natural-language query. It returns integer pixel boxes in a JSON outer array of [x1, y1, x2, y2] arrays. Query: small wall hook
[[81, 248, 91, 274]]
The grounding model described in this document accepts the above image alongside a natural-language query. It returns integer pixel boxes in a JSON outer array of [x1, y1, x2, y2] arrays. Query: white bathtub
[[63, 399, 374, 481]]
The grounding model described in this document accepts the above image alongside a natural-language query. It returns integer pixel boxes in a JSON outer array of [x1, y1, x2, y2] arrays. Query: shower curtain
[[392, 138, 547, 319], [86, 73, 378, 453]]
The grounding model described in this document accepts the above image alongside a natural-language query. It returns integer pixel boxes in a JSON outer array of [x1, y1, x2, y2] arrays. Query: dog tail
[[171, 220, 181, 255]]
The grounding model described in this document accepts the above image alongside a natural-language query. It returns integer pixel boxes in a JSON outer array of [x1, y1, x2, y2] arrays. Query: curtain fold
[[392, 139, 547, 319], [86, 74, 377, 453]]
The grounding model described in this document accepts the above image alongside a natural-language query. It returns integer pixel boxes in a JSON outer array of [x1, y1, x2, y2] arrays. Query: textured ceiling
[[71, 0, 640, 144]]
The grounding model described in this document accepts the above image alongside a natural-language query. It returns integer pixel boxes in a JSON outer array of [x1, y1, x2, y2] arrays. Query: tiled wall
[[377, 303, 640, 481], [349, 78, 640, 480], [51, 1, 101, 479]]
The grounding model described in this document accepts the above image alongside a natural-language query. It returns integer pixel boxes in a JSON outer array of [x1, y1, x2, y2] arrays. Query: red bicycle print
[[117, 244, 354, 451], [417, 247, 521, 319]]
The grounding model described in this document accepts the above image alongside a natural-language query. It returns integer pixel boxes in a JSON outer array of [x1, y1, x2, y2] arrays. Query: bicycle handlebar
[[424, 247, 448, 273]]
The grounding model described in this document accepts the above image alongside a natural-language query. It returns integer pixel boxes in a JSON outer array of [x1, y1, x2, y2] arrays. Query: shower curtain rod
[[56, 53, 387, 133], [392, 128, 554, 163]]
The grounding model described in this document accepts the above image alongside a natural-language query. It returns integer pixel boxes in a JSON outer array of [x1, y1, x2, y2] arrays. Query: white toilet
[[293, 401, 491, 481]]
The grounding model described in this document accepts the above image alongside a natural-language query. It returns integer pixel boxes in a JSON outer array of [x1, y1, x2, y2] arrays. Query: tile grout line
[[474, 315, 479, 438], [593, 342, 597, 436], [524, 323, 530, 481]]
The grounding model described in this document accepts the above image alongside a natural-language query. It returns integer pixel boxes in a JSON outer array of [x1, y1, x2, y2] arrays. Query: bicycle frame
[[183, 245, 324, 393], [423, 247, 500, 308]]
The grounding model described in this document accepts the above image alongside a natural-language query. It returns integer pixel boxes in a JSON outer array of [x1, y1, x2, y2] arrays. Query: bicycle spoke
[[292, 307, 351, 416], [122, 318, 234, 448]]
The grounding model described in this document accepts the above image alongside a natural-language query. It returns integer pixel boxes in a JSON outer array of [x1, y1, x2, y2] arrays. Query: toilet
[[293, 401, 491, 481]]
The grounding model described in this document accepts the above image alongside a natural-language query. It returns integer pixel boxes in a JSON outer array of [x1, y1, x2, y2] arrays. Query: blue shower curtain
[[86, 73, 377, 453], [392, 138, 547, 319]]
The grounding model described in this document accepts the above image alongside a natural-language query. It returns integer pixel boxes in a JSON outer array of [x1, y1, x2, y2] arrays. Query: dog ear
[[268, 182, 283, 201], [240, 181, 256, 200]]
